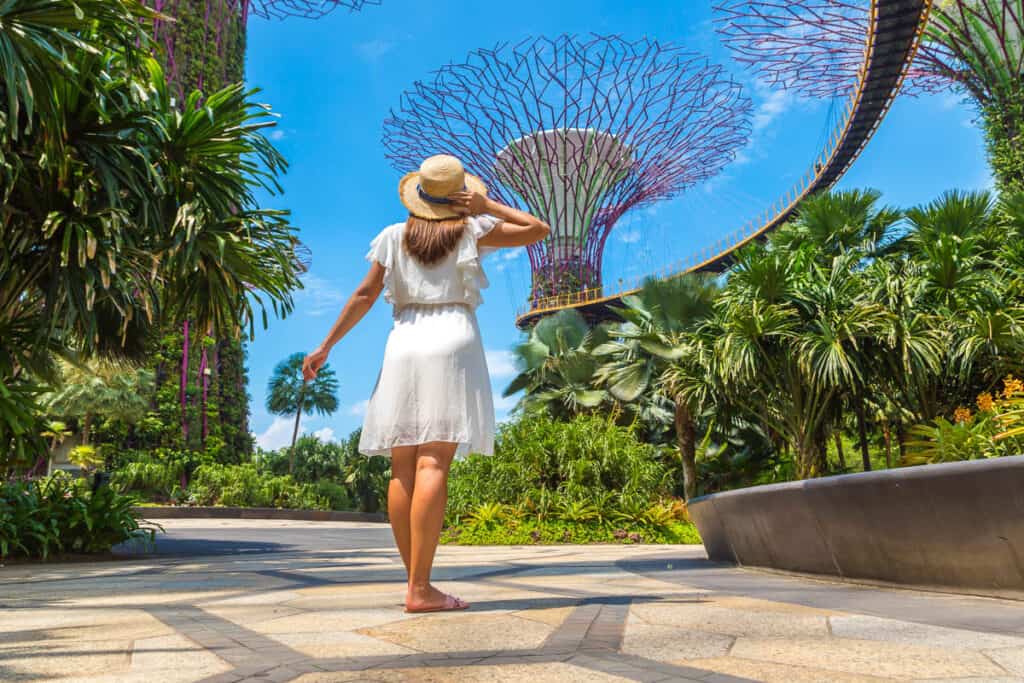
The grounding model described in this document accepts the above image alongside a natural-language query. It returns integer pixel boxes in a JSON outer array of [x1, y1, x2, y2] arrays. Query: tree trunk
[[674, 400, 697, 501], [834, 431, 847, 471], [82, 413, 93, 446], [289, 389, 305, 475], [883, 420, 893, 468], [853, 394, 872, 472], [896, 418, 907, 466]]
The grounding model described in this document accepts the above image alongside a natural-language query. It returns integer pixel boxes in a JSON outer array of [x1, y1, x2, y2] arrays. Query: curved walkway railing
[[516, 0, 933, 329]]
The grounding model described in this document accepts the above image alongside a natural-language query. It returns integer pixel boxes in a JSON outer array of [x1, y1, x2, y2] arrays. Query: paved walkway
[[2, 519, 1024, 682]]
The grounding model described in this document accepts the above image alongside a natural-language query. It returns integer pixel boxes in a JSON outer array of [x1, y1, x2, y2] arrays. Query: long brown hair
[[403, 216, 467, 266]]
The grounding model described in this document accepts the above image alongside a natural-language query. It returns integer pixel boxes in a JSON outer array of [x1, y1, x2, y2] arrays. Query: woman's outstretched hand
[[448, 191, 488, 216], [303, 346, 329, 381]]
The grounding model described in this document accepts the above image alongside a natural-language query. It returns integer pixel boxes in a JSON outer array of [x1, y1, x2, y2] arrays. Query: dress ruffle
[[365, 225, 398, 306]]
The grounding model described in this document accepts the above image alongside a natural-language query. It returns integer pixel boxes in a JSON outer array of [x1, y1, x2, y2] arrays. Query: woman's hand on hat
[[448, 190, 488, 216]]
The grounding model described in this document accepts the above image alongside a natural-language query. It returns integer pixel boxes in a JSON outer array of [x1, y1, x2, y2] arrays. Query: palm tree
[[594, 275, 719, 500], [504, 310, 610, 418], [266, 353, 339, 473], [0, 0, 306, 473], [43, 360, 154, 446]]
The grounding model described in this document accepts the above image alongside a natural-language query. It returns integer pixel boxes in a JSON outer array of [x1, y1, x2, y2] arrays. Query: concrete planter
[[133, 506, 388, 524], [687, 455, 1024, 597]]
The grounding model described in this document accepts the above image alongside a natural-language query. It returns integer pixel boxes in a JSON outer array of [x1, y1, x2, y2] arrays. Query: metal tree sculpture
[[713, 0, 1023, 189], [143, 0, 355, 446], [147, 0, 380, 99], [383, 35, 752, 302], [713, 0, 1019, 99]]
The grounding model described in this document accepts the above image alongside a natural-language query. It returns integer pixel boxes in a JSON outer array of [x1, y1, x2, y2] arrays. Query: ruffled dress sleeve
[[366, 224, 398, 305], [456, 214, 501, 309]]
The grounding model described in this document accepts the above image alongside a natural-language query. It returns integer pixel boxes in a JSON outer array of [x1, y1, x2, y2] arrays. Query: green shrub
[[188, 463, 327, 510], [447, 413, 672, 525], [110, 449, 192, 501], [314, 480, 353, 511], [442, 519, 700, 546], [259, 435, 345, 482], [0, 474, 159, 560]]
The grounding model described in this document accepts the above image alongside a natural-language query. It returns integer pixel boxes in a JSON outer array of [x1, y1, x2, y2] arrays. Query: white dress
[[358, 214, 500, 458]]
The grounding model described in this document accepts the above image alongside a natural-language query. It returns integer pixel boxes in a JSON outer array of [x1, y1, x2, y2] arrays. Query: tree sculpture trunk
[[180, 320, 190, 442], [674, 400, 698, 501]]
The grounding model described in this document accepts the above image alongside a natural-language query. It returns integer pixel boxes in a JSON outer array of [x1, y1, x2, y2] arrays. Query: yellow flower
[[976, 392, 995, 413], [1002, 376, 1024, 399], [953, 406, 973, 424]]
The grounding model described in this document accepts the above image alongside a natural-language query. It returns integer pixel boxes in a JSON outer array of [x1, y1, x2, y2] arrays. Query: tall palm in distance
[[267, 353, 339, 473]]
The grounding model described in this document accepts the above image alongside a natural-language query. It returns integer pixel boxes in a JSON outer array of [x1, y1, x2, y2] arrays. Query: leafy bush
[[440, 414, 699, 544], [905, 376, 1024, 464], [447, 413, 672, 525], [109, 449, 194, 501], [188, 463, 327, 510], [0, 474, 158, 560], [259, 435, 346, 482], [442, 519, 700, 546], [314, 480, 352, 511]]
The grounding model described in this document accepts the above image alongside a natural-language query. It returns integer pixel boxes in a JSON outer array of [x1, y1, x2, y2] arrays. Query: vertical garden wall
[[141, 0, 254, 459]]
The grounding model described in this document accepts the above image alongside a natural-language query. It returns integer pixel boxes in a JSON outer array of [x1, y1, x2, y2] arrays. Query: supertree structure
[[713, 0, 1024, 189], [141, 0, 367, 452], [146, 0, 380, 99], [383, 35, 752, 302]]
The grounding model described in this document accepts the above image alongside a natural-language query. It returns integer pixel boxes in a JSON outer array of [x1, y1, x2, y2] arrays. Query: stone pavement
[[2, 519, 1024, 682]]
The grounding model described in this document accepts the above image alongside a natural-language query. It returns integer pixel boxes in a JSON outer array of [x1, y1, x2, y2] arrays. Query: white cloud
[[313, 427, 338, 443], [752, 88, 794, 133], [348, 399, 370, 417], [269, 129, 286, 141], [940, 92, 964, 111], [296, 274, 346, 318], [254, 417, 342, 450], [494, 247, 525, 272], [255, 416, 295, 450], [618, 229, 641, 244], [486, 350, 517, 379], [354, 39, 395, 63], [733, 82, 797, 168]]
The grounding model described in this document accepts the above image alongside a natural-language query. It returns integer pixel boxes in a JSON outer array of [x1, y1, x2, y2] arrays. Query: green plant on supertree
[[137, 1, 374, 461]]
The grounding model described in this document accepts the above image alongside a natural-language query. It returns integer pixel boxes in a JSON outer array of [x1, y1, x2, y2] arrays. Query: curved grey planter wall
[[687, 455, 1024, 596]]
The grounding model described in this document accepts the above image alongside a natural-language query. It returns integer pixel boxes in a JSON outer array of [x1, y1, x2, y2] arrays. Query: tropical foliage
[[0, 0, 304, 476], [266, 353, 340, 470], [443, 413, 697, 544], [507, 188, 1024, 497], [1, 473, 158, 560]]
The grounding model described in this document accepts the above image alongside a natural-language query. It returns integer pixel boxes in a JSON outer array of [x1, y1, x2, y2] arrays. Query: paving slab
[[1, 518, 1022, 683]]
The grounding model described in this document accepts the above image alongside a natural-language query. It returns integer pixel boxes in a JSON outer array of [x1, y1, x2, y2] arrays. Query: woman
[[302, 154, 549, 613]]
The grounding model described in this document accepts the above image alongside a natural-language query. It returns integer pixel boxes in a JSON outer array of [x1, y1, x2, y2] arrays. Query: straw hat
[[399, 154, 488, 220]]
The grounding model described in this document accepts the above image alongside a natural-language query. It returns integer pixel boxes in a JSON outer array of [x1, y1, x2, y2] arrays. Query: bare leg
[[406, 441, 465, 611], [388, 446, 417, 576]]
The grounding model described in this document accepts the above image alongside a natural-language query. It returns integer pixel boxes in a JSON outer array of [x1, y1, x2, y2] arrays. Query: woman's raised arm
[[303, 262, 385, 381]]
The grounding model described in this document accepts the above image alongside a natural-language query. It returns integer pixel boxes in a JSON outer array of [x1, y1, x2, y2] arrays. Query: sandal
[[404, 593, 470, 614]]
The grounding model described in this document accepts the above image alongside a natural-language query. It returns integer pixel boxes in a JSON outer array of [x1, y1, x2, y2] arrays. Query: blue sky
[[242, 0, 991, 450]]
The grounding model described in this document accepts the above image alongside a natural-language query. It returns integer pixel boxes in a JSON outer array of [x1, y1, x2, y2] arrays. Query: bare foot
[[405, 584, 469, 613]]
